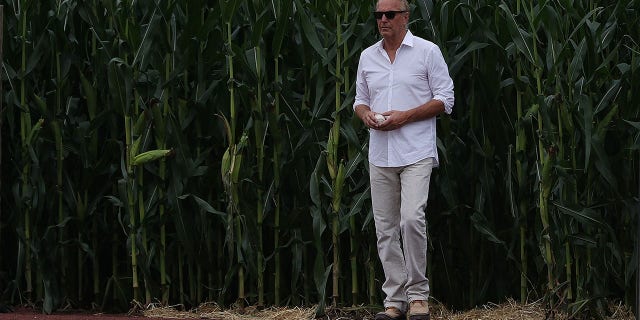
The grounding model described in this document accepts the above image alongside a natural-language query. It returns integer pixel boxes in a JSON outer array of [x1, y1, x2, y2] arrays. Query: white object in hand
[[374, 113, 386, 124]]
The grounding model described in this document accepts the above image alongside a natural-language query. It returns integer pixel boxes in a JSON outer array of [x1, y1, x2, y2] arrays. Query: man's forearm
[[354, 104, 372, 121], [405, 99, 445, 122]]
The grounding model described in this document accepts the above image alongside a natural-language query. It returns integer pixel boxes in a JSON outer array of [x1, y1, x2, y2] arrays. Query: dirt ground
[[0, 306, 172, 320]]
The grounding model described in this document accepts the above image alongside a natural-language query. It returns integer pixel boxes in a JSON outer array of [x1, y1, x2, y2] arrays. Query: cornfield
[[0, 0, 638, 318]]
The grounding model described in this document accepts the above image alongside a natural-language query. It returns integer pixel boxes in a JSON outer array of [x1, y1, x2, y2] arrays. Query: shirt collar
[[377, 30, 415, 51]]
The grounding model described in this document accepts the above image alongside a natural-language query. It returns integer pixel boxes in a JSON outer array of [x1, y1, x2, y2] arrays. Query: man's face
[[375, 0, 408, 40]]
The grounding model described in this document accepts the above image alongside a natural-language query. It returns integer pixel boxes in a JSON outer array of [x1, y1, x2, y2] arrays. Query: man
[[353, 0, 454, 319]]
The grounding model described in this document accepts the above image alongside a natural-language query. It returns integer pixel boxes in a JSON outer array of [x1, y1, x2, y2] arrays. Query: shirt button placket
[[387, 65, 393, 163], [388, 66, 393, 110]]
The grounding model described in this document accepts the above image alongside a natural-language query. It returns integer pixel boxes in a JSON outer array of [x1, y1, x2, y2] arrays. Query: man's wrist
[[355, 105, 371, 121]]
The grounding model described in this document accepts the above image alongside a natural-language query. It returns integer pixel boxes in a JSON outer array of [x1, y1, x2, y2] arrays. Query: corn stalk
[[271, 65, 283, 305], [269, 0, 291, 305], [51, 51, 68, 298], [18, 1, 35, 299], [219, 114, 248, 306], [158, 26, 172, 304], [0, 5, 3, 263], [514, 0, 528, 304], [80, 26, 101, 304], [326, 4, 346, 307], [245, 2, 268, 302], [220, 0, 246, 306], [531, 14, 555, 300], [251, 43, 266, 307]]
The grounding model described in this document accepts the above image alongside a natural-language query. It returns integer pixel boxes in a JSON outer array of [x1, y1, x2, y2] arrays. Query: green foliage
[[0, 0, 638, 318]]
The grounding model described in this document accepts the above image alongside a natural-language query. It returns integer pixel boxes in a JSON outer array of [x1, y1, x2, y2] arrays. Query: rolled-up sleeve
[[353, 55, 370, 110], [427, 46, 455, 114]]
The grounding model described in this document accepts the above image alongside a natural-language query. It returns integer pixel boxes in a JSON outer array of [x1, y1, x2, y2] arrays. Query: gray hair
[[376, 0, 410, 11]]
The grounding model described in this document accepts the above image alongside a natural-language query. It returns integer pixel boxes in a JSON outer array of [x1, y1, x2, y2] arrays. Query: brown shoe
[[375, 307, 406, 320], [408, 300, 430, 320]]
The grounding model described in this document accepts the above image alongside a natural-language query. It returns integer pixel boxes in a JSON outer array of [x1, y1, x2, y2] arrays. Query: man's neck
[[383, 30, 408, 52]]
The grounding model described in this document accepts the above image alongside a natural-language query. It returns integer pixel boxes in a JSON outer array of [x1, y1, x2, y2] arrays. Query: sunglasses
[[373, 10, 407, 20]]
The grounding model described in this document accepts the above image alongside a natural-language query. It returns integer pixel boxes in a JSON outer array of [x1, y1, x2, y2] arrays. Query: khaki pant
[[369, 157, 433, 313]]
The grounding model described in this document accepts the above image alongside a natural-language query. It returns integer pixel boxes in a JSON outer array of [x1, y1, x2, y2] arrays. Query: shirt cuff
[[433, 96, 454, 114]]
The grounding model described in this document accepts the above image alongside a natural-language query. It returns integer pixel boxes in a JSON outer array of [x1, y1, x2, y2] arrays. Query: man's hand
[[355, 105, 378, 128], [355, 105, 412, 131], [375, 110, 408, 131]]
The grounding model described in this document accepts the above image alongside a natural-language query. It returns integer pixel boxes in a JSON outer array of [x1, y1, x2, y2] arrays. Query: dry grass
[[431, 299, 634, 320], [431, 299, 546, 320], [143, 302, 316, 320], [142, 299, 635, 320]]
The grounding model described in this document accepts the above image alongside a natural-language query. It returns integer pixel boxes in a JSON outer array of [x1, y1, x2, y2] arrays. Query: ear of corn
[[326, 123, 338, 181], [332, 161, 345, 214], [131, 149, 173, 166]]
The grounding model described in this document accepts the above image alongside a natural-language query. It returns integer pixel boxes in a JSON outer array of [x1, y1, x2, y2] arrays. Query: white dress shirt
[[354, 30, 454, 168]]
